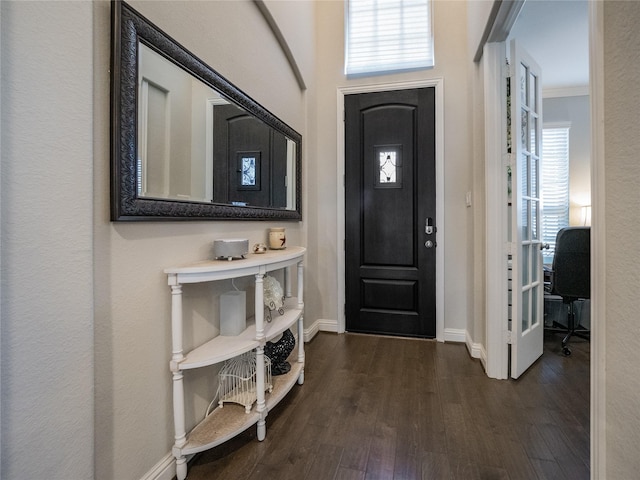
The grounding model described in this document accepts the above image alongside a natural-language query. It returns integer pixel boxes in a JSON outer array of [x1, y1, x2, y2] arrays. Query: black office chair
[[549, 226, 590, 356]]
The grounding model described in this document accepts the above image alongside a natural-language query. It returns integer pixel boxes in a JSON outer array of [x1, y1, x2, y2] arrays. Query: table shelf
[[179, 355, 304, 456], [179, 298, 303, 369], [166, 247, 305, 480]]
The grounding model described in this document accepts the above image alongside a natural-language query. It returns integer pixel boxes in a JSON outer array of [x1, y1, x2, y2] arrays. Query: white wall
[[1, 1, 314, 479], [602, 2, 640, 476], [313, 0, 476, 337], [466, 0, 495, 349], [0, 1, 94, 478]]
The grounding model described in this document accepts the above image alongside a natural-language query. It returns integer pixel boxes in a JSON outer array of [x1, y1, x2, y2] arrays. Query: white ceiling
[[509, 0, 589, 93]]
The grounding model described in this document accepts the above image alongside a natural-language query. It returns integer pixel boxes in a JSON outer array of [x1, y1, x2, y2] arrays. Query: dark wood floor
[[186, 331, 590, 480]]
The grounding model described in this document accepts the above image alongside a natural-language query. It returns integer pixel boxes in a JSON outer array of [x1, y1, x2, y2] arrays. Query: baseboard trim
[[446, 328, 487, 369], [139, 453, 173, 480], [139, 452, 196, 480], [443, 328, 466, 343], [304, 318, 338, 342], [310, 325, 474, 346], [465, 331, 488, 370]]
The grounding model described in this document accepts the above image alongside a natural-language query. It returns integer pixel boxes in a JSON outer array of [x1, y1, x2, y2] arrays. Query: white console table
[[164, 246, 305, 480]]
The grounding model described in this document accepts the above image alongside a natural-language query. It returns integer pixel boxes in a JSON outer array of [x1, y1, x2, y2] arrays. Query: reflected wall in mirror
[[111, 0, 302, 220]]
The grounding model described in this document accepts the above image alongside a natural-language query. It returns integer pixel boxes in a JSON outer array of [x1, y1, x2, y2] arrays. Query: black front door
[[345, 88, 436, 338]]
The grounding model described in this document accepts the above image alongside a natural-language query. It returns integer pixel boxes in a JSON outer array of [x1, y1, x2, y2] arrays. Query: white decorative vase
[[268, 228, 286, 250]]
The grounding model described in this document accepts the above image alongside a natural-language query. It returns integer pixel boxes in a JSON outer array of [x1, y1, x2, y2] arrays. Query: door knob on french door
[[425, 240, 436, 248], [540, 243, 550, 250]]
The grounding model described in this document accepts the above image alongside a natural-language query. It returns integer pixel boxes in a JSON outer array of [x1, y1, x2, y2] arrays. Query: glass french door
[[509, 40, 544, 379]]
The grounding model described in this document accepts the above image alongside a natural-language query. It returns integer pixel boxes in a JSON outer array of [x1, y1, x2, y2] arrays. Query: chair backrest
[[552, 227, 590, 299]]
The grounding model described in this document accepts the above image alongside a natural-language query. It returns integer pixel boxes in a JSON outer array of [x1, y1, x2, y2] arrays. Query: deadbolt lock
[[425, 217, 436, 235]]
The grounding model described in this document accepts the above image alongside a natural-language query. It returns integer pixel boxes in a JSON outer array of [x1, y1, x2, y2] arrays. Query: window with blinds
[[345, 0, 434, 76], [541, 126, 570, 264]]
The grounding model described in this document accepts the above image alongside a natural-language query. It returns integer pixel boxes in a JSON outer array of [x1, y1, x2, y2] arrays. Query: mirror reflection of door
[[345, 88, 436, 338], [213, 104, 287, 208]]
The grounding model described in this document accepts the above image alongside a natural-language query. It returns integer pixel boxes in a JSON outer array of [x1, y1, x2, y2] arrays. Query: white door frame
[[336, 78, 445, 342], [483, 41, 510, 380], [588, 2, 606, 477], [483, 2, 605, 477]]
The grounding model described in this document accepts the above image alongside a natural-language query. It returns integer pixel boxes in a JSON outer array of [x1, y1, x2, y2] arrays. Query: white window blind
[[345, 0, 434, 76], [541, 126, 570, 264]]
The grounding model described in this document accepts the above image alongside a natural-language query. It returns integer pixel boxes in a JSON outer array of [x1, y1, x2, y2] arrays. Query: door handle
[[425, 240, 436, 248], [540, 243, 550, 250]]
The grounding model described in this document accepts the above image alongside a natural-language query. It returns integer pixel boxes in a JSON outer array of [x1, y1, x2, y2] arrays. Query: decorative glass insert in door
[[242, 157, 257, 186], [237, 151, 261, 190], [380, 152, 397, 183], [374, 146, 402, 188]]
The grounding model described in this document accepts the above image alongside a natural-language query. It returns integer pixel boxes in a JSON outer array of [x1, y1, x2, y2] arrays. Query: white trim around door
[[483, 41, 510, 380], [336, 78, 445, 342], [589, 1, 605, 477]]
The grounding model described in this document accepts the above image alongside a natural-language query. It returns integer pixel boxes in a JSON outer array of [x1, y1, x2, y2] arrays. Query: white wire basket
[[217, 351, 273, 413]]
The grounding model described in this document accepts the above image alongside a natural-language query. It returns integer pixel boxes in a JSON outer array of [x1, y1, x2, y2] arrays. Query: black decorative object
[[264, 329, 295, 376]]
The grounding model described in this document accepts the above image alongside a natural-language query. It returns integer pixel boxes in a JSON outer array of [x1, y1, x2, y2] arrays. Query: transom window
[[345, 0, 434, 76]]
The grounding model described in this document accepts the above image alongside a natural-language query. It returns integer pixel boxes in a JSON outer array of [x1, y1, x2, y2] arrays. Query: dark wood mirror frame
[[110, 0, 302, 221]]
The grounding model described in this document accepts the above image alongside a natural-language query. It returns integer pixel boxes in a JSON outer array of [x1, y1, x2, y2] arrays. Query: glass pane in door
[[520, 63, 527, 105], [521, 109, 529, 150], [522, 289, 530, 331], [529, 71, 537, 110], [532, 286, 539, 328], [522, 244, 530, 285], [532, 200, 538, 240]]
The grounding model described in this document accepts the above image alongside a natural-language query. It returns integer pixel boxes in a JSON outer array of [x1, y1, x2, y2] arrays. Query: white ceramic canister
[[268, 227, 286, 250]]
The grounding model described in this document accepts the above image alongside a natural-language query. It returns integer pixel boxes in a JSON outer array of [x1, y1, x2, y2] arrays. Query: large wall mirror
[[111, 1, 302, 220]]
